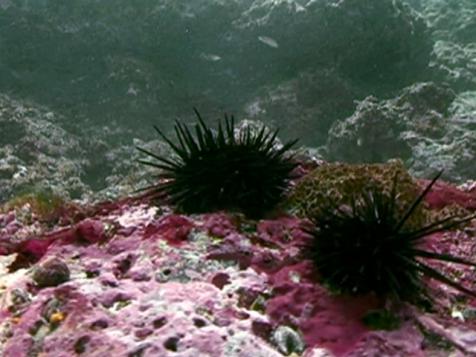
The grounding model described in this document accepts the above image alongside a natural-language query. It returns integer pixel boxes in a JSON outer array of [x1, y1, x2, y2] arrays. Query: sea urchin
[[308, 171, 476, 301], [137, 109, 297, 218]]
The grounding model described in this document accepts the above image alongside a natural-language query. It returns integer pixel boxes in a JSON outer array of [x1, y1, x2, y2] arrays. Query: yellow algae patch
[[49, 311, 66, 324]]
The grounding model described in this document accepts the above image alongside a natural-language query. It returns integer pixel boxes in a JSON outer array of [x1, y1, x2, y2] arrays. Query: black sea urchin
[[308, 171, 476, 301], [137, 109, 297, 218]]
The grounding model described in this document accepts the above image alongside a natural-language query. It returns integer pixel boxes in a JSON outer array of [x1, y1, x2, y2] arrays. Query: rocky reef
[[326, 82, 476, 183], [1, 158, 476, 356], [1, 0, 475, 186], [0, 0, 476, 355]]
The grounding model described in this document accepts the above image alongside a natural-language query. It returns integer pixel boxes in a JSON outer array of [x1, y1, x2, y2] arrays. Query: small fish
[[258, 36, 279, 48], [127, 85, 139, 96], [200, 53, 222, 62], [295, 3, 306, 12]]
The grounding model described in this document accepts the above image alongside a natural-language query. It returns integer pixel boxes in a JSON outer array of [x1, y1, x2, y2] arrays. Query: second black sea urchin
[[137, 109, 297, 218], [307, 171, 476, 301]]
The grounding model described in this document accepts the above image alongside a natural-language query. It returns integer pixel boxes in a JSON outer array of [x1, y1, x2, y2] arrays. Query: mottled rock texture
[[286, 160, 427, 228], [0, 163, 476, 356], [0, 94, 88, 201], [326, 82, 476, 182]]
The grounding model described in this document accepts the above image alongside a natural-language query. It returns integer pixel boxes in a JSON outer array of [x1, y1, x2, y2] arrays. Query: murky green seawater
[[0, 0, 475, 201]]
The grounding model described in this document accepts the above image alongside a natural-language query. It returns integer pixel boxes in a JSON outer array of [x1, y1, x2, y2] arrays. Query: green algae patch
[[1, 189, 66, 225], [286, 160, 428, 229]]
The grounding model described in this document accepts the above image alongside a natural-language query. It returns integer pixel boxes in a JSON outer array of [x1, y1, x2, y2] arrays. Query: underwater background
[[2, 2, 476, 356], [0, 0, 475, 203]]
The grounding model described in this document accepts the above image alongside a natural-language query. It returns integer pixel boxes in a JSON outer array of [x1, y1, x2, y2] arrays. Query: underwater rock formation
[[0, 1, 476, 353], [325, 82, 476, 182], [0, 0, 432, 132], [0, 94, 88, 202]]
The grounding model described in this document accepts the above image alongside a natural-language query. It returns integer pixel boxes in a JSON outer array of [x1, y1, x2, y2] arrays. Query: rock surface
[[0, 165, 476, 356], [326, 82, 476, 182], [0, 2, 476, 354]]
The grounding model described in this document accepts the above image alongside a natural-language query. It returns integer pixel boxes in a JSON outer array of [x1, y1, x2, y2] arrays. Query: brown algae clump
[[286, 160, 428, 229]]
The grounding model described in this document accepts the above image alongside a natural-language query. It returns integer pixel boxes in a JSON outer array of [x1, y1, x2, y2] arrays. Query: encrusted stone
[[32, 257, 70, 288], [272, 325, 305, 355]]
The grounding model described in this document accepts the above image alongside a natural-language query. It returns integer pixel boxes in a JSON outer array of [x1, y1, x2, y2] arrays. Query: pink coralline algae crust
[[0, 178, 476, 356], [211, 272, 231, 289], [421, 178, 476, 210], [265, 260, 382, 356], [0, 212, 24, 255], [417, 229, 476, 306], [75, 219, 106, 244], [144, 214, 194, 246], [206, 215, 388, 355], [206, 232, 255, 269], [0, 205, 280, 356], [1, 218, 106, 270], [201, 213, 238, 238], [346, 319, 426, 357], [256, 217, 313, 248]]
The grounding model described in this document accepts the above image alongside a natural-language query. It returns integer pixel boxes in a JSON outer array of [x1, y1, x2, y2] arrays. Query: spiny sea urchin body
[[308, 171, 476, 301], [137, 109, 297, 218]]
